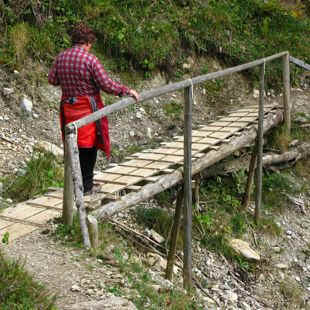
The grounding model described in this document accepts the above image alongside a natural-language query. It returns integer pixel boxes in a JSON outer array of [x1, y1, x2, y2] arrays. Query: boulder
[[229, 239, 260, 261]]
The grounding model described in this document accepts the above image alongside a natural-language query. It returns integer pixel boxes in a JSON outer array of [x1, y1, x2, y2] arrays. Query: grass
[[0, 249, 56, 309], [1, 150, 63, 203]]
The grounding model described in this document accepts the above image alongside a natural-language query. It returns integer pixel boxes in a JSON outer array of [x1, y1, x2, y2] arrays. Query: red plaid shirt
[[48, 46, 130, 100]]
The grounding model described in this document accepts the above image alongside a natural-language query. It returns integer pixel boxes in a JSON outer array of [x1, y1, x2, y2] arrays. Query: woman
[[48, 23, 139, 194]]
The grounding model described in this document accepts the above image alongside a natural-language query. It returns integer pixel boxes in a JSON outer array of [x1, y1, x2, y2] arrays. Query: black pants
[[79, 147, 97, 193]]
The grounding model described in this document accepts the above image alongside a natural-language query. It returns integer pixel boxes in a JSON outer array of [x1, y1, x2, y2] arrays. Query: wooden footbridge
[[1, 51, 309, 289]]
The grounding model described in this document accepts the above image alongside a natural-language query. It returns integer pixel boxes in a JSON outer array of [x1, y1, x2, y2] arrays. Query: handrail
[[290, 56, 310, 71], [67, 51, 288, 131]]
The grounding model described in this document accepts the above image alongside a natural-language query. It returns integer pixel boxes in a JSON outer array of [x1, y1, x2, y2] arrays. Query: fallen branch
[[203, 142, 310, 178]]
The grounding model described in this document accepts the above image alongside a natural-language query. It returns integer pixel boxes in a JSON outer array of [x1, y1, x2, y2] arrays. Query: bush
[[0, 250, 56, 309]]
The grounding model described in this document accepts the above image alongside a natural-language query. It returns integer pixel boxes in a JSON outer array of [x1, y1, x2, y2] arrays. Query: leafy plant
[[0, 249, 56, 309], [2, 150, 64, 202]]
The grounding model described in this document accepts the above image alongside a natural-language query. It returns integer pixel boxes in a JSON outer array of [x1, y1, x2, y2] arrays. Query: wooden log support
[[166, 187, 184, 280], [183, 85, 193, 290], [63, 140, 75, 226], [194, 175, 201, 209], [93, 111, 284, 221], [254, 63, 265, 223], [283, 52, 291, 137], [242, 141, 257, 210], [65, 125, 91, 249], [87, 215, 99, 249]]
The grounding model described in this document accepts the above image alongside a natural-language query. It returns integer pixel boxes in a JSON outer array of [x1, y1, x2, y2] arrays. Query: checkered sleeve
[[91, 57, 130, 97], [48, 59, 60, 86]]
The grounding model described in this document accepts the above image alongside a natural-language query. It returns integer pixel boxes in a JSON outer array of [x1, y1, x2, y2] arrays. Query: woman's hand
[[129, 89, 139, 101]]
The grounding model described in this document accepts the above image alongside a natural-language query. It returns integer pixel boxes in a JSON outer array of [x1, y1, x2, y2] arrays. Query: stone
[[146, 127, 152, 139], [3, 87, 14, 96], [71, 284, 81, 292], [146, 228, 165, 243], [253, 89, 259, 98], [0, 182, 3, 194], [275, 263, 289, 269], [229, 239, 260, 261], [65, 296, 137, 310], [129, 130, 135, 137], [20, 96, 33, 114], [226, 291, 238, 303], [36, 140, 63, 157]]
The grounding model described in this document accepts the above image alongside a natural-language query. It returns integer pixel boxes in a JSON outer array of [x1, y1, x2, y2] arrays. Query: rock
[[226, 291, 238, 303], [129, 130, 135, 137], [146, 228, 165, 243], [146, 127, 152, 139], [0, 182, 3, 194], [275, 263, 289, 269], [36, 141, 63, 157], [136, 111, 142, 119], [253, 89, 259, 98], [229, 239, 260, 261], [3, 87, 14, 96], [240, 301, 251, 310], [65, 296, 137, 310], [71, 284, 81, 292], [33, 113, 39, 119], [20, 96, 33, 114]]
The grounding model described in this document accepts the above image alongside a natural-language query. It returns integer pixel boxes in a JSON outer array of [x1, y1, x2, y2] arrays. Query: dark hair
[[70, 23, 96, 45]]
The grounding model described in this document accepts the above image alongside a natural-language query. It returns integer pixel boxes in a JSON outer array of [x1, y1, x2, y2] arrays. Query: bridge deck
[[0, 104, 281, 242]]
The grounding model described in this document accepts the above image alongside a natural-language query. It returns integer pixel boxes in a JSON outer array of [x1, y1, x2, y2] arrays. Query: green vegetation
[[0, 249, 56, 309], [1, 0, 309, 86], [1, 150, 63, 202]]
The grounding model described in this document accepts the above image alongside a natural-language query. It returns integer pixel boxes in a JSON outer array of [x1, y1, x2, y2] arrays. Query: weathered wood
[[183, 85, 193, 290], [289, 56, 310, 71], [87, 215, 99, 249], [166, 187, 184, 280], [66, 125, 91, 249], [72, 52, 288, 130], [93, 111, 283, 220], [63, 141, 75, 226], [283, 53, 291, 136], [254, 63, 265, 223], [242, 142, 257, 210]]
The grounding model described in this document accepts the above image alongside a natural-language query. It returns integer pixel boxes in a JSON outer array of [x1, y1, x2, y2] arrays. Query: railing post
[[65, 125, 91, 249], [282, 52, 291, 137], [255, 63, 265, 223], [63, 139, 75, 226], [183, 84, 193, 290]]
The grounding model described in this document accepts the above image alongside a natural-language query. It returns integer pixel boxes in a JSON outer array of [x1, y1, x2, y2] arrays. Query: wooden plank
[[207, 121, 232, 127], [162, 155, 184, 163], [129, 169, 157, 177], [127, 185, 142, 191], [120, 159, 152, 168], [145, 176, 161, 182], [228, 112, 250, 117], [94, 172, 122, 182], [198, 126, 224, 132], [195, 137, 219, 145], [114, 175, 142, 185], [2, 223, 38, 241], [27, 196, 63, 209], [192, 130, 212, 137], [289, 56, 310, 70], [218, 117, 241, 122], [239, 116, 258, 122], [100, 183, 126, 193], [225, 121, 251, 128], [192, 143, 211, 151], [175, 136, 204, 143], [135, 153, 166, 161], [1, 204, 45, 220], [161, 142, 184, 149], [27, 209, 60, 225], [209, 131, 232, 139], [104, 166, 137, 174], [0, 219, 13, 229], [146, 161, 172, 170], [44, 190, 63, 199], [151, 148, 179, 155]]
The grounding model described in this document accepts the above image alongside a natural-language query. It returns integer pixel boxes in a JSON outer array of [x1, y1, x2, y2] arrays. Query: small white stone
[[129, 130, 135, 137], [275, 263, 289, 269], [136, 111, 142, 119], [20, 96, 33, 114], [71, 284, 81, 292], [33, 113, 39, 119], [146, 127, 152, 139], [253, 89, 259, 98], [3, 88, 14, 96]]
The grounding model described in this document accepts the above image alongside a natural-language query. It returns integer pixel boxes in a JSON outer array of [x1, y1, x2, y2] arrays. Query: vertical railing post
[[283, 52, 291, 137], [254, 63, 265, 223], [183, 84, 193, 290], [63, 139, 75, 226], [65, 124, 91, 249]]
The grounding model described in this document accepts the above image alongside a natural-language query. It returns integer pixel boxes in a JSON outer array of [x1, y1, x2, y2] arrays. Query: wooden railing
[[63, 51, 291, 289]]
